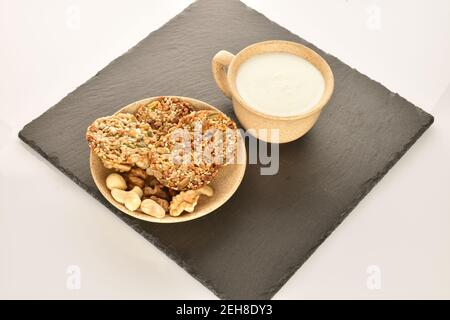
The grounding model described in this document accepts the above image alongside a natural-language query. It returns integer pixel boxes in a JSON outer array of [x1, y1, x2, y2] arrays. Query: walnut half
[[169, 190, 200, 217]]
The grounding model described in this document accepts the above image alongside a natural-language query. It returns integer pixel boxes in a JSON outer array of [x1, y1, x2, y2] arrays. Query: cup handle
[[212, 50, 235, 99]]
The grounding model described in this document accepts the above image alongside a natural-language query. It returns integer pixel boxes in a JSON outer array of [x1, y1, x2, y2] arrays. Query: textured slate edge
[[264, 116, 434, 298], [18, 133, 224, 299], [17, 0, 435, 300], [231, 0, 436, 299], [18, 0, 226, 300]]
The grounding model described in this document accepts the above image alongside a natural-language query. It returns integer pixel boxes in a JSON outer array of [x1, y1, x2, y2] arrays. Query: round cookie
[[135, 97, 193, 135], [86, 113, 156, 172], [147, 110, 238, 190]]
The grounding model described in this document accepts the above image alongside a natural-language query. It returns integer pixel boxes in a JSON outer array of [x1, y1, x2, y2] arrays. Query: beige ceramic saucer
[[90, 96, 247, 223]]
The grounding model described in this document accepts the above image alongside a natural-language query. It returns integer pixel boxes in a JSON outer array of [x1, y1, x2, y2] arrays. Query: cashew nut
[[130, 186, 143, 198], [196, 185, 214, 197], [111, 187, 143, 211], [140, 199, 165, 218], [106, 173, 127, 190]]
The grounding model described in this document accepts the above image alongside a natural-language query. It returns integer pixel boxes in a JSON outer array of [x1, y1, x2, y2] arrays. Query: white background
[[1, 0, 449, 299]]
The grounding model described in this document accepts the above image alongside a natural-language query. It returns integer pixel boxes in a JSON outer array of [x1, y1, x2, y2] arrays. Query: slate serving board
[[19, 0, 433, 299]]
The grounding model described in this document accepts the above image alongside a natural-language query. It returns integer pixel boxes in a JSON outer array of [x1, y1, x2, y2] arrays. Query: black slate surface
[[19, 0, 433, 299]]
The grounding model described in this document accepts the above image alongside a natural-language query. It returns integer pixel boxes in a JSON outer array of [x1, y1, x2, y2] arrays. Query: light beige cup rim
[[227, 40, 335, 120], [89, 96, 247, 223]]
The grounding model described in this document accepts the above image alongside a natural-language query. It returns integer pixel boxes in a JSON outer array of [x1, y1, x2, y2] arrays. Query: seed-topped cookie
[[86, 113, 156, 172], [147, 110, 239, 191], [176, 110, 239, 165], [135, 96, 193, 134]]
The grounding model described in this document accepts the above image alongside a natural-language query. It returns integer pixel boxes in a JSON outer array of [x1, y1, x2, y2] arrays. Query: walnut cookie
[[135, 96, 193, 135], [147, 110, 239, 191]]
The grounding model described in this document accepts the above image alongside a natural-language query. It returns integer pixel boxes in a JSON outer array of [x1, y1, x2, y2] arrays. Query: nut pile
[[105, 171, 213, 217], [87, 97, 236, 218]]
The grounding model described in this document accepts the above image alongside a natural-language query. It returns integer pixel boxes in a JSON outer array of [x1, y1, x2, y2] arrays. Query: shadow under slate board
[[18, 0, 433, 299]]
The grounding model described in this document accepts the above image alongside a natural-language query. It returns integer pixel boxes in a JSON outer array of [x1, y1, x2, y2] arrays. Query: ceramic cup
[[212, 40, 334, 143]]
